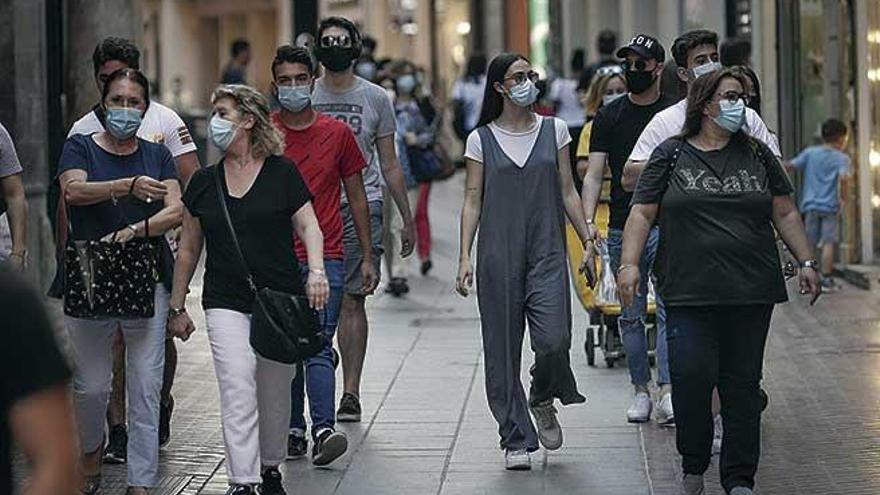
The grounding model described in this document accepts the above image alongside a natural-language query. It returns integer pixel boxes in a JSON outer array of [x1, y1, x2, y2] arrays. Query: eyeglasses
[[716, 91, 749, 104], [320, 35, 353, 49], [504, 70, 540, 85], [596, 65, 624, 76], [621, 59, 651, 72]]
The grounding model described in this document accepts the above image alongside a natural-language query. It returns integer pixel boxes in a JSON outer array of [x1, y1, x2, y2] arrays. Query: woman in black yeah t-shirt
[[167, 85, 328, 494], [619, 69, 821, 495]]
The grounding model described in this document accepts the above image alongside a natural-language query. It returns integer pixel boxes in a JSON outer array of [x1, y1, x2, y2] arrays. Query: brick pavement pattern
[[86, 175, 880, 494]]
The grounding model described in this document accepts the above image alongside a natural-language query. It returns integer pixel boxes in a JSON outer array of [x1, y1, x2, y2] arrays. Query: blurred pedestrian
[[456, 53, 591, 471], [1, 267, 78, 495], [573, 65, 626, 186], [58, 68, 183, 495], [168, 84, 328, 495], [620, 68, 821, 495], [579, 30, 619, 92], [452, 53, 488, 145], [581, 34, 675, 425], [720, 36, 752, 67], [221, 39, 251, 85], [311, 16, 415, 423], [787, 118, 851, 291], [270, 45, 376, 465], [354, 36, 379, 82], [64, 36, 200, 463], [550, 49, 587, 165], [0, 122, 29, 271]]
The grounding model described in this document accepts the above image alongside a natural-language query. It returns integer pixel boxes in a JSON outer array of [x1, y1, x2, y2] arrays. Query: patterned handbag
[[63, 210, 159, 319]]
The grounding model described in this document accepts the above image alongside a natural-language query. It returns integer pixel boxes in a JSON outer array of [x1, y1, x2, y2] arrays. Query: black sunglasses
[[621, 59, 651, 72], [320, 35, 353, 49]]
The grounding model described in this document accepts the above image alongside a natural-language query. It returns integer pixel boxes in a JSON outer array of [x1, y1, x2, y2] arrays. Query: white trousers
[[205, 309, 296, 485], [66, 284, 169, 487]]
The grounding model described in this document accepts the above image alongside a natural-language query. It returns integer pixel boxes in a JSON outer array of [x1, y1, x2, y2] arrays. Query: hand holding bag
[[213, 167, 323, 364]]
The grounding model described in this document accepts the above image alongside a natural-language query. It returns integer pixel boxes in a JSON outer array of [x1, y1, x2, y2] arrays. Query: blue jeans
[[607, 227, 670, 386], [666, 305, 772, 492], [289, 259, 345, 438]]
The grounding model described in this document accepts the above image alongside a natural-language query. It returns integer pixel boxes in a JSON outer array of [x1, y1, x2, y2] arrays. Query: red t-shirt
[[274, 111, 366, 261]]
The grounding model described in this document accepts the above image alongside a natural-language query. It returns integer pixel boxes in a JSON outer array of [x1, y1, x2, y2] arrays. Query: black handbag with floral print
[[63, 213, 159, 319]]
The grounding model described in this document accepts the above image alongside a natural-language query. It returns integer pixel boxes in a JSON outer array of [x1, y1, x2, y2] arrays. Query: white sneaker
[[712, 414, 723, 455], [626, 392, 653, 423], [656, 393, 675, 426], [504, 449, 531, 471]]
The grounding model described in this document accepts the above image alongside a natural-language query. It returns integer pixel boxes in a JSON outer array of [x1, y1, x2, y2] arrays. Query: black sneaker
[[420, 260, 433, 276], [286, 432, 308, 460], [312, 429, 348, 466], [159, 396, 174, 448], [259, 467, 286, 494], [103, 424, 127, 464], [337, 393, 362, 423], [226, 484, 255, 495]]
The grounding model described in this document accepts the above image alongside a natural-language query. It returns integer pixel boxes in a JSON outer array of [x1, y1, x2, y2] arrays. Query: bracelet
[[168, 307, 187, 318], [129, 176, 142, 195], [127, 224, 138, 236], [109, 181, 118, 205], [309, 268, 327, 277], [616, 264, 637, 275]]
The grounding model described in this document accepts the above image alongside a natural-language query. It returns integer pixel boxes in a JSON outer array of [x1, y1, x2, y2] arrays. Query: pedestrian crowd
[[0, 15, 842, 495]]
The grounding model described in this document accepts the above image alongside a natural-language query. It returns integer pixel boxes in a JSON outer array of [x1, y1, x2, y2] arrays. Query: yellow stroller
[[566, 175, 658, 368]]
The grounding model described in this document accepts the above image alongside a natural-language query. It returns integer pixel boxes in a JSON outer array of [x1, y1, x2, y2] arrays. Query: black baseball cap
[[616, 34, 666, 63]]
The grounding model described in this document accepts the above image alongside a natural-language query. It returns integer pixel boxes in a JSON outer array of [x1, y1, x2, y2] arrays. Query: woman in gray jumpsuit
[[456, 53, 594, 471]]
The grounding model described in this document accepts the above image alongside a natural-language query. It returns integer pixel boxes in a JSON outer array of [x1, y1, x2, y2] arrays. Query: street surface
[[88, 173, 880, 494]]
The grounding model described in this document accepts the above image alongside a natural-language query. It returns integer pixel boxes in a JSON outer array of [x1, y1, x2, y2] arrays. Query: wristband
[[616, 264, 637, 275], [129, 175, 142, 195]]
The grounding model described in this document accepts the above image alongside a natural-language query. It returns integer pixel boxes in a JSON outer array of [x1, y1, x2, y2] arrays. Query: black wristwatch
[[800, 259, 819, 270]]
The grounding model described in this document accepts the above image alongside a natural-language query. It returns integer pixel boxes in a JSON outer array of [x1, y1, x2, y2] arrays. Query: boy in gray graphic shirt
[[309, 16, 414, 428]]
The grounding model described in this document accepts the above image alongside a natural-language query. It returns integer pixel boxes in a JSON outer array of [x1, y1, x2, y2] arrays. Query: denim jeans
[[290, 259, 345, 439], [607, 227, 669, 386], [666, 305, 773, 492]]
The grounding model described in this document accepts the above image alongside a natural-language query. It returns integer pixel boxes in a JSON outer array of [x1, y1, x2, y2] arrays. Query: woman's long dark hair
[[476, 53, 528, 128], [681, 67, 749, 139]]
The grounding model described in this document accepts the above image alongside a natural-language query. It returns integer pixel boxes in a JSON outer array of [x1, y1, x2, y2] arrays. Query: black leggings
[[666, 304, 773, 492]]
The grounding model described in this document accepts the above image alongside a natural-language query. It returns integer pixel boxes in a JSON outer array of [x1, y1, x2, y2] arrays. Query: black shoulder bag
[[212, 168, 323, 365]]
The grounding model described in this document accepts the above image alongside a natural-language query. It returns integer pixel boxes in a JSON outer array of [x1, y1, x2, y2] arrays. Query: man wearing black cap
[[580, 34, 674, 426]]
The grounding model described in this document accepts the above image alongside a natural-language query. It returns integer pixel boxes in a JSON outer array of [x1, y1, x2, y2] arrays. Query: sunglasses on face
[[621, 59, 652, 72], [716, 91, 749, 104], [320, 35, 353, 49], [504, 70, 540, 85]]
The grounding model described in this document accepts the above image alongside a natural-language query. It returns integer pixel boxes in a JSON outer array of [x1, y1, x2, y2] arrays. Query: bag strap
[[213, 165, 258, 294]]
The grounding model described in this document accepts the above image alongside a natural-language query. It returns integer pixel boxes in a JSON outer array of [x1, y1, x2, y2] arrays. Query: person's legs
[[205, 309, 261, 485], [803, 210, 820, 252], [666, 306, 719, 479], [338, 201, 383, 411], [161, 338, 177, 402], [120, 285, 168, 488], [257, 356, 296, 469], [108, 329, 126, 427], [819, 212, 839, 278], [415, 182, 432, 264], [67, 316, 116, 477], [717, 305, 773, 493]]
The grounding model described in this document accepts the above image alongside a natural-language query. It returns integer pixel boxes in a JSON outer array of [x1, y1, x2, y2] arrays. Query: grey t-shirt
[[0, 123, 23, 178], [312, 76, 396, 204]]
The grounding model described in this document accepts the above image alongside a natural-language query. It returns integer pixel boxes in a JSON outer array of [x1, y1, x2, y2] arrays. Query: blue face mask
[[210, 116, 238, 152], [508, 79, 539, 107], [713, 99, 746, 133], [278, 85, 311, 113], [355, 61, 378, 81], [105, 107, 142, 139], [396, 74, 417, 95]]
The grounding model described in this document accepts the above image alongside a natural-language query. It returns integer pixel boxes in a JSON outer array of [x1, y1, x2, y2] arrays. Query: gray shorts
[[804, 210, 839, 247], [342, 201, 385, 295]]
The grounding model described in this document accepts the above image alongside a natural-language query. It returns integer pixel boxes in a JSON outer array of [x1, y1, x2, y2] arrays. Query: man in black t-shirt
[[581, 34, 675, 426], [0, 268, 77, 494]]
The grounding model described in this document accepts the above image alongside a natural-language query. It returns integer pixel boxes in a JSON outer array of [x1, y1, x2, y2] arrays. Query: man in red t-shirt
[[271, 45, 377, 467]]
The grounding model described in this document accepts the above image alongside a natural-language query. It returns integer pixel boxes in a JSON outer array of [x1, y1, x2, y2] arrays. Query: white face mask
[[691, 61, 722, 79], [210, 116, 238, 152], [602, 93, 625, 106]]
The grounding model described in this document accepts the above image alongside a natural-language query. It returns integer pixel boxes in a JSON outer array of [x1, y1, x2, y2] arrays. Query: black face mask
[[315, 46, 358, 72], [625, 70, 656, 95]]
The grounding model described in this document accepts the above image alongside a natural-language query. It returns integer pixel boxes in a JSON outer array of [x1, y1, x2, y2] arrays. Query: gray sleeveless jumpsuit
[[476, 118, 585, 452]]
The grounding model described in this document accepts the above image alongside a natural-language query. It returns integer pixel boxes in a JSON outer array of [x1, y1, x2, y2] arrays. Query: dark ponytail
[[476, 53, 528, 128]]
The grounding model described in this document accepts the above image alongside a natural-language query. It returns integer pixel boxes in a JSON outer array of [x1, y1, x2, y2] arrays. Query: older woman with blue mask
[[58, 68, 182, 495]]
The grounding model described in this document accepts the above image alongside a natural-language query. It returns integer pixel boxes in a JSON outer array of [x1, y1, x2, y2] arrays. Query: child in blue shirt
[[789, 118, 851, 289]]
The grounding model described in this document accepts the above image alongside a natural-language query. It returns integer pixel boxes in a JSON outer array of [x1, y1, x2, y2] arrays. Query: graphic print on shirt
[[313, 103, 364, 136], [675, 167, 767, 194]]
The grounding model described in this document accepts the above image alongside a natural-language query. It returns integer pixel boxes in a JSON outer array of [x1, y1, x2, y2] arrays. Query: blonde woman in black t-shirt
[[167, 85, 328, 495], [619, 68, 820, 495]]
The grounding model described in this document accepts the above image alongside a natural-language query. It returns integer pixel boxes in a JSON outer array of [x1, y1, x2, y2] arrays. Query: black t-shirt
[[589, 94, 672, 229], [632, 135, 794, 307], [1, 268, 71, 495], [182, 156, 312, 313]]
